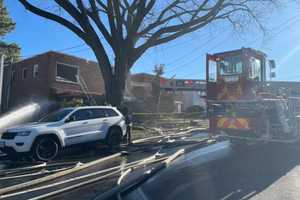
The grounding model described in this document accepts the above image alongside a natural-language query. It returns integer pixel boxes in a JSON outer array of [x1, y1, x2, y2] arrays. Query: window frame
[[55, 62, 79, 84], [68, 108, 94, 122], [92, 108, 107, 119], [39, 108, 74, 123], [105, 108, 119, 117], [218, 55, 243, 76], [208, 60, 217, 83], [22, 68, 28, 80], [33, 64, 39, 78], [249, 57, 262, 81]]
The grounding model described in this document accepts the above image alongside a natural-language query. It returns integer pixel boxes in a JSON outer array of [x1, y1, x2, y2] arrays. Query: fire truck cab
[[206, 48, 300, 143]]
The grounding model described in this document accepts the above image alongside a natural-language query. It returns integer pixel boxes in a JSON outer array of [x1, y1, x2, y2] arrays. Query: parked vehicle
[[0, 106, 127, 161], [206, 48, 300, 143]]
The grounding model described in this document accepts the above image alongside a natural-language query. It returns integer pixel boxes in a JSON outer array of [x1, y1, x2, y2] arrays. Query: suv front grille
[[1, 132, 17, 140]]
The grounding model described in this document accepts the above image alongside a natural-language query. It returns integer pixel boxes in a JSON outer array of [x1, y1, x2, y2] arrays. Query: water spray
[[0, 103, 41, 134]]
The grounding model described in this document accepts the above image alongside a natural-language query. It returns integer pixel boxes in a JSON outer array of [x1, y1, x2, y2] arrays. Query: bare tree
[[18, 0, 276, 106]]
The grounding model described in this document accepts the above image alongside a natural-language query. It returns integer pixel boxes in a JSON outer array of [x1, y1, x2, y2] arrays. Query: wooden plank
[[0, 152, 122, 195], [1, 156, 168, 199]]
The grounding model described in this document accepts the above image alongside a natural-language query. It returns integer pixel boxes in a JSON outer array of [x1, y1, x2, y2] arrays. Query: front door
[[62, 109, 95, 145]]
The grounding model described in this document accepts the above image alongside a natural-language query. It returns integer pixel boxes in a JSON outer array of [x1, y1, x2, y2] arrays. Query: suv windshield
[[218, 55, 243, 76], [39, 108, 74, 122]]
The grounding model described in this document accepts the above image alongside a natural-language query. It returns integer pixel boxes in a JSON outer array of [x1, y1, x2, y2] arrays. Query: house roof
[[16, 50, 98, 65]]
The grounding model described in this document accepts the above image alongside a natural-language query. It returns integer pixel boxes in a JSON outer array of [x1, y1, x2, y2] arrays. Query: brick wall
[[7, 51, 105, 109], [47, 51, 105, 96], [9, 53, 51, 107]]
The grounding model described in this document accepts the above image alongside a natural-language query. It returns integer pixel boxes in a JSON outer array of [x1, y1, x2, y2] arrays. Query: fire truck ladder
[[77, 75, 97, 106]]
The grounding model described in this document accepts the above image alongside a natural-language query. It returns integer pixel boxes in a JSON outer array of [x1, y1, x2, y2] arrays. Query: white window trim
[[33, 64, 39, 78], [55, 62, 80, 84], [22, 68, 28, 80]]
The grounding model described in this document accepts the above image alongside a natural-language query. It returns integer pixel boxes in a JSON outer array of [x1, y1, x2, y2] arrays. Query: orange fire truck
[[206, 48, 300, 143]]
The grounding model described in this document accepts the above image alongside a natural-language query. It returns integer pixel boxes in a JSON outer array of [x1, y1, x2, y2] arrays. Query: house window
[[11, 70, 15, 81], [22, 68, 28, 80], [56, 63, 79, 83], [208, 60, 217, 82], [33, 64, 39, 78]]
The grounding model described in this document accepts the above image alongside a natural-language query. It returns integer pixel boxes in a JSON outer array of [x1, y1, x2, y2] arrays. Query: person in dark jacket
[[121, 106, 132, 144]]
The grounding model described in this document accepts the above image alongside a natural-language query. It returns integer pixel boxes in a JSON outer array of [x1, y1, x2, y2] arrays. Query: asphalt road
[[3, 133, 300, 200], [215, 143, 300, 200], [124, 142, 300, 200]]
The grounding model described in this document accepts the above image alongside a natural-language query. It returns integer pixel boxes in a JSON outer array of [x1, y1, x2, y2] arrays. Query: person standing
[[121, 106, 132, 144]]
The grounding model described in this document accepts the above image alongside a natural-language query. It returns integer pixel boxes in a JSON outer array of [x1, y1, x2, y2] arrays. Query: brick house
[[3, 51, 105, 111], [125, 73, 155, 100], [126, 73, 172, 99], [125, 73, 183, 112]]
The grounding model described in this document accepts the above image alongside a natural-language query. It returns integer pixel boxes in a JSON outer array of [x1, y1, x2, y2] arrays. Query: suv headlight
[[16, 131, 31, 136]]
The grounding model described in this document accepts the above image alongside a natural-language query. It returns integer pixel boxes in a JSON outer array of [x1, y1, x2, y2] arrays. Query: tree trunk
[[103, 60, 128, 107], [93, 45, 130, 107], [106, 76, 124, 107]]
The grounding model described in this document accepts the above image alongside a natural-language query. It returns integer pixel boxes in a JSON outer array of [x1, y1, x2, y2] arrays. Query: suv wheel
[[106, 128, 122, 150], [32, 137, 60, 161]]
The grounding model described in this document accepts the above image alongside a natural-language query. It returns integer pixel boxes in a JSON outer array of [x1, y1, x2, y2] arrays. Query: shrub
[[185, 105, 205, 113]]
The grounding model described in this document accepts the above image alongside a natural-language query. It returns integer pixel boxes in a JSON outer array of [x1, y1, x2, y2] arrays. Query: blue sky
[[3, 1, 300, 80]]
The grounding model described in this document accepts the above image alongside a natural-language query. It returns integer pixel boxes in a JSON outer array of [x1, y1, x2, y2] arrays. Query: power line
[[165, 32, 232, 74], [174, 15, 298, 77], [165, 15, 300, 78], [173, 71, 203, 79], [130, 31, 212, 71], [245, 14, 300, 46], [163, 33, 215, 67], [20, 43, 86, 59], [59, 44, 86, 52], [66, 47, 92, 54], [19, 11, 300, 75], [145, 31, 212, 61], [159, 14, 300, 74], [160, 31, 211, 51], [20, 34, 107, 59]]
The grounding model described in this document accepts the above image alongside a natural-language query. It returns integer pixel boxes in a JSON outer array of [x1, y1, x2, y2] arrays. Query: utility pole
[[0, 54, 5, 113], [170, 74, 176, 92], [169, 75, 178, 112], [154, 64, 164, 113]]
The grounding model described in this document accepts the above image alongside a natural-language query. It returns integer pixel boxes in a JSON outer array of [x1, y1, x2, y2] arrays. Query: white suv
[[0, 106, 127, 161]]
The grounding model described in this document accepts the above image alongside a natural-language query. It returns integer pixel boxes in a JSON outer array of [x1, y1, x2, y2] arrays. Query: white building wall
[[181, 91, 206, 111]]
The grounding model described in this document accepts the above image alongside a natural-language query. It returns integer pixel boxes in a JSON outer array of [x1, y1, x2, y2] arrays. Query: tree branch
[[18, 0, 277, 106], [87, 0, 113, 47], [137, 0, 225, 55], [18, 0, 86, 40]]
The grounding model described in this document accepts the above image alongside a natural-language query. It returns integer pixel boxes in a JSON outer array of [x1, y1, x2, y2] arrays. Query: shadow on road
[[2, 138, 300, 200], [210, 143, 300, 200], [123, 142, 300, 200], [0, 143, 119, 170]]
